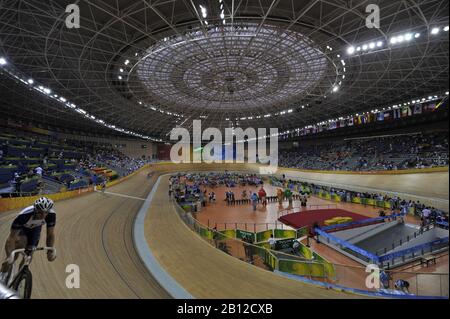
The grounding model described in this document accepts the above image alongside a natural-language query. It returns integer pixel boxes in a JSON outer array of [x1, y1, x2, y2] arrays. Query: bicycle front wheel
[[11, 268, 32, 299]]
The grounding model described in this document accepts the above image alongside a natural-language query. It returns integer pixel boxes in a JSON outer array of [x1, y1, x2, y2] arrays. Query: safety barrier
[[437, 221, 449, 229], [315, 228, 380, 264], [280, 166, 449, 175], [316, 221, 449, 269], [317, 190, 394, 210], [207, 220, 295, 233], [379, 237, 449, 268]]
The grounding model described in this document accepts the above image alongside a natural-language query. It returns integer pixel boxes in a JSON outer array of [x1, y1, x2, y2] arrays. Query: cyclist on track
[[0, 197, 57, 283]]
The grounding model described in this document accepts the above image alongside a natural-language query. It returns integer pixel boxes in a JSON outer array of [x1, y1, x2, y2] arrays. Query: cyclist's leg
[[0, 231, 27, 281], [23, 227, 41, 250]]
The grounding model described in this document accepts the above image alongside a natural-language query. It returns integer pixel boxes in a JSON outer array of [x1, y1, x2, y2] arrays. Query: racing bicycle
[[3, 247, 56, 299]]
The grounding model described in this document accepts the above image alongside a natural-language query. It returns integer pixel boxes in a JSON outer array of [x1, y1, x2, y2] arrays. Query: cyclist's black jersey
[[11, 206, 56, 247]]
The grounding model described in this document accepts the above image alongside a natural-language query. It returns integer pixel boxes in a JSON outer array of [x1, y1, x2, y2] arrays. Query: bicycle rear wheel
[[10, 267, 32, 299]]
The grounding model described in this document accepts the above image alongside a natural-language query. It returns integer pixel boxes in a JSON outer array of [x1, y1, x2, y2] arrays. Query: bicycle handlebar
[[6, 247, 56, 265]]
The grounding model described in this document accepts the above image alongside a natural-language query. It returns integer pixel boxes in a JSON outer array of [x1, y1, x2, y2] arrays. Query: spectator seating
[[279, 131, 448, 171], [19, 177, 39, 194], [68, 179, 88, 191], [0, 165, 18, 184]]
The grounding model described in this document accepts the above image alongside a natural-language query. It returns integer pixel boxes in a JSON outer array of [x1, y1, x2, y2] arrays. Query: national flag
[[413, 103, 422, 115], [384, 110, 392, 121], [401, 106, 412, 117], [377, 112, 384, 121]]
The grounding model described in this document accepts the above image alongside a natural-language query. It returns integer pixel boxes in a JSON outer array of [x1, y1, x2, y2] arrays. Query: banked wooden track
[[0, 163, 447, 298]]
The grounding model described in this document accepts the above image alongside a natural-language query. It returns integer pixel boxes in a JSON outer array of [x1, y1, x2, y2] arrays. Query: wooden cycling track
[[0, 163, 448, 298]]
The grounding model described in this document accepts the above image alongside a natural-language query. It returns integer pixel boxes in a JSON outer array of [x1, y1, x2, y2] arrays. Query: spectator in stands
[[394, 279, 410, 294], [27, 169, 35, 179], [250, 193, 259, 211], [35, 166, 43, 179], [278, 132, 448, 171], [277, 188, 284, 207], [379, 270, 391, 289], [258, 186, 267, 208], [268, 234, 276, 250], [422, 207, 431, 224]]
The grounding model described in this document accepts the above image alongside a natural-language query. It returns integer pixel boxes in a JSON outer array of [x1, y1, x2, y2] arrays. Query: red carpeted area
[[278, 209, 372, 231]]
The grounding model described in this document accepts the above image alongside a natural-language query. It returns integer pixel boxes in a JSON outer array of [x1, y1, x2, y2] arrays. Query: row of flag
[[287, 99, 447, 137]]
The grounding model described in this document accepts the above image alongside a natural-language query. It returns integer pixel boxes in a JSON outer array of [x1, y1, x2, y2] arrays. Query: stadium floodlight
[[332, 86, 339, 92], [369, 42, 376, 49], [415, 33, 421, 38], [377, 41, 383, 47], [347, 46, 355, 54], [362, 44, 368, 50], [118, 75, 123, 80], [390, 37, 397, 44], [397, 35, 404, 43], [60, 97, 67, 102], [356, 46, 361, 52], [405, 33, 413, 41], [0, 57, 6, 65], [444, 26, 449, 32], [43, 88, 51, 94], [27, 79, 34, 84], [200, 5, 207, 18], [119, 68, 124, 73], [220, 12, 225, 19], [446, 91, 449, 95], [431, 27, 440, 35], [124, 59, 130, 65]]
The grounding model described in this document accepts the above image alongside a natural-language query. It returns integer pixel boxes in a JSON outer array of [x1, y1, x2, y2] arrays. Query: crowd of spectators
[[279, 132, 449, 171], [78, 144, 154, 177], [1, 129, 155, 195]]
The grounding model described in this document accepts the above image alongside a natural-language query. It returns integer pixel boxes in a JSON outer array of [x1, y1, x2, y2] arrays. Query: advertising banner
[[274, 229, 296, 239], [256, 230, 273, 243]]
